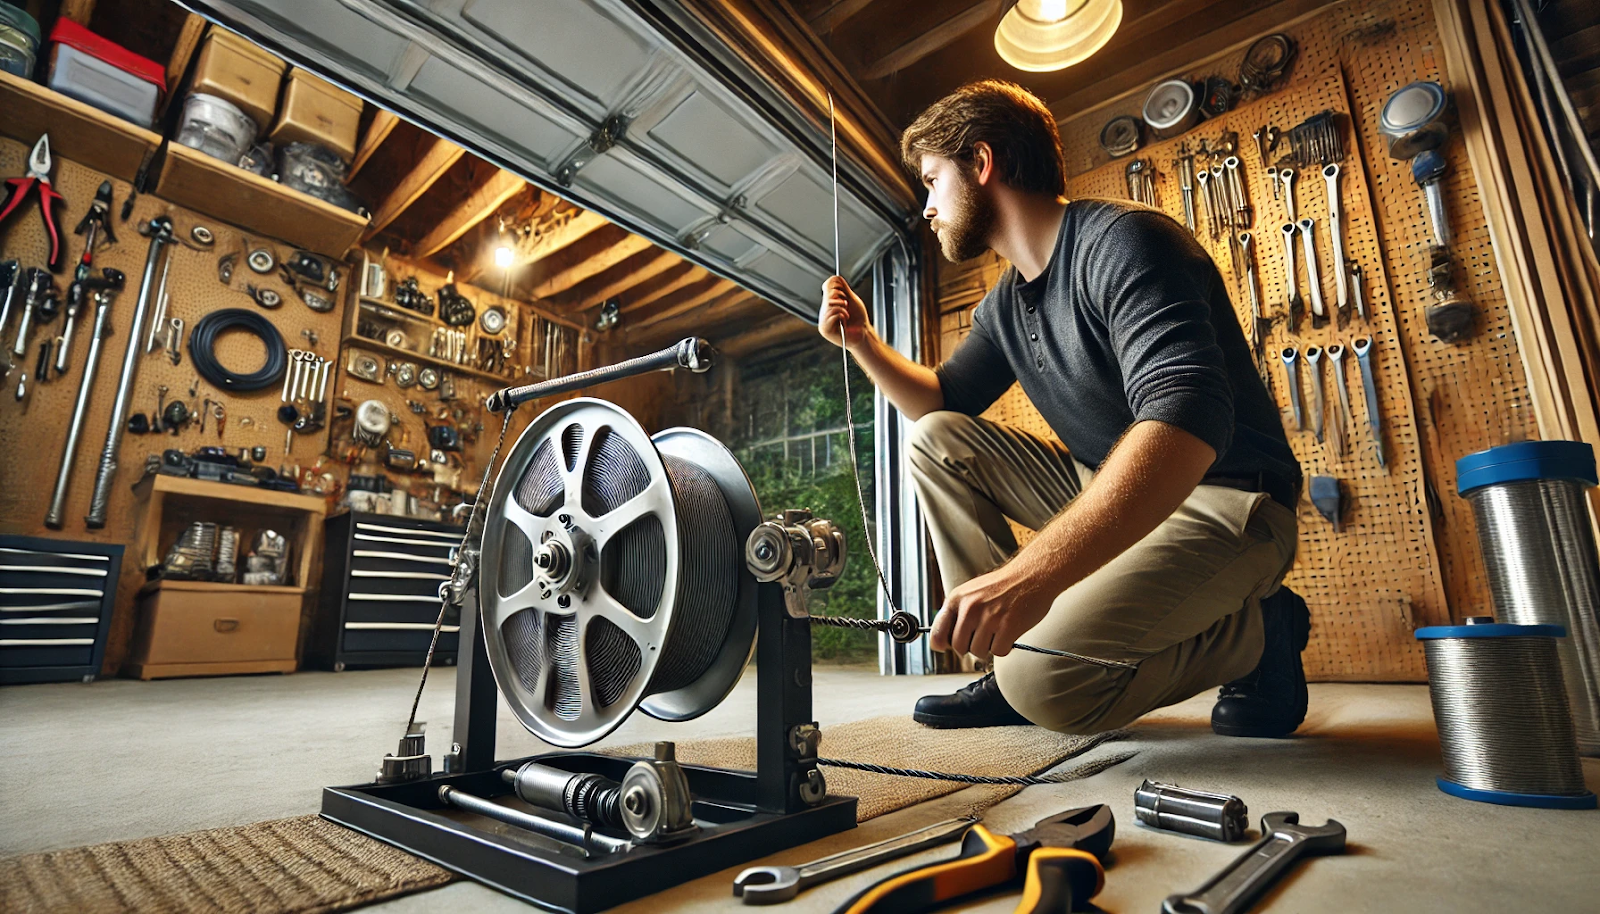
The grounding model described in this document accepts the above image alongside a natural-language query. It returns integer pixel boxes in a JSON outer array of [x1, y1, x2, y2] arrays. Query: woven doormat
[[1, 718, 1132, 914]]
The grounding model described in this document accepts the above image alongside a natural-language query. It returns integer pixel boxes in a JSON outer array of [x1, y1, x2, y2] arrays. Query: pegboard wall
[[938, 1, 1535, 681]]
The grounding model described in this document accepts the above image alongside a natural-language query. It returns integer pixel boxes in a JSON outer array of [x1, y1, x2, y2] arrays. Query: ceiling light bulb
[[996, 0, 1122, 73], [494, 244, 514, 269]]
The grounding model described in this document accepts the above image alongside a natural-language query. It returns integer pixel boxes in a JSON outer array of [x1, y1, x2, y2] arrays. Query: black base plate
[[321, 752, 857, 913]]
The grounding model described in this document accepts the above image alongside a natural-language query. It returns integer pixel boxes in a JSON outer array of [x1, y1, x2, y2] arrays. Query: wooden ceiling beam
[[629, 277, 739, 331], [618, 263, 707, 313], [565, 249, 681, 310], [348, 109, 401, 181], [364, 137, 465, 239], [809, 0, 878, 34], [461, 207, 609, 284], [629, 291, 769, 350], [414, 169, 526, 258], [860, 0, 1000, 80], [528, 232, 656, 299], [720, 314, 813, 358]]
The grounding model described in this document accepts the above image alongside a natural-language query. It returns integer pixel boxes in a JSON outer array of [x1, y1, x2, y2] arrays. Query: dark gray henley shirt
[[934, 198, 1300, 494]]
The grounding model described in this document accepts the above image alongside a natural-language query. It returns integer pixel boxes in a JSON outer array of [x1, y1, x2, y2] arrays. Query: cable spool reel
[[480, 398, 761, 748]]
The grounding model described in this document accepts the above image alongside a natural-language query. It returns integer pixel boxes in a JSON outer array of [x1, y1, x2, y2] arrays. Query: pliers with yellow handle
[[832, 805, 1114, 914]]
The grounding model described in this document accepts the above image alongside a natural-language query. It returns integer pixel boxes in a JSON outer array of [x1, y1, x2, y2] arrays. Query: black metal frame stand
[[320, 580, 857, 913]]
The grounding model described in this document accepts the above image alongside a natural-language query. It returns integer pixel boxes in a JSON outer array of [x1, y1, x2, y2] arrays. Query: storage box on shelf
[[309, 512, 464, 670], [271, 68, 361, 162], [0, 535, 122, 684], [190, 28, 285, 133], [125, 475, 326, 680], [45, 18, 165, 128], [0, 69, 162, 183]]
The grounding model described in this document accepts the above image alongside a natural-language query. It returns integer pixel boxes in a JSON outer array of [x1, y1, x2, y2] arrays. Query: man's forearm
[[1007, 420, 1216, 594], [849, 332, 944, 420]]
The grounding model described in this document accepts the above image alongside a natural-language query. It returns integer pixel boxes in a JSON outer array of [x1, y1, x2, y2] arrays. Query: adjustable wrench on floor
[[1163, 812, 1346, 914], [1280, 347, 1303, 431], [734, 817, 975, 904], [1323, 164, 1349, 321], [1305, 346, 1325, 443], [1352, 336, 1386, 468], [1280, 223, 1303, 331], [1299, 218, 1327, 328]]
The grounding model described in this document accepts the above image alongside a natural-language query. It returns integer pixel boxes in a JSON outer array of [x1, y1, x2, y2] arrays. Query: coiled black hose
[[188, 308, 288, 391]]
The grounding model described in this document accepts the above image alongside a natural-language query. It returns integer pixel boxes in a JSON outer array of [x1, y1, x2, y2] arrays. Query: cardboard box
[[190, 28, 285, 133], [270, 67, 361, 162]]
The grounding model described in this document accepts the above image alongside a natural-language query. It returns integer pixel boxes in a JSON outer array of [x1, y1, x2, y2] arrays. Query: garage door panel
[[647, 90, 778, 191], [574, 153, 713, 238], [233, 0, 411, 80], [409, 59, 580, 167], [460, 0, 653, 111]]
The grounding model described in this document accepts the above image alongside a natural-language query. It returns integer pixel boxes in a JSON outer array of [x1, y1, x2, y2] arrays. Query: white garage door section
[[175, 0, 912, 319]]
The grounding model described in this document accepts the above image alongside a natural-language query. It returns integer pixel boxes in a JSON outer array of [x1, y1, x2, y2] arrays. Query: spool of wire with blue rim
[[1457, 440, 1600, 755], [1416, 618, 1594, 809]]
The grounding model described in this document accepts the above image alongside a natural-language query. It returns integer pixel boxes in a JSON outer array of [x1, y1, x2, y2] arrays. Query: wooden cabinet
[[310, 512, 463, 671]]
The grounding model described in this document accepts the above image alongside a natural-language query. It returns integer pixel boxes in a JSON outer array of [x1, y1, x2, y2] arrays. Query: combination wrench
[[1239, 232, 1266, 367], [1350, 262, 1367, 323], [1326, 343, 1351, 460], [1352, 336, 1386, 468], [1280, 347, 1303, 431], [1280, 223, 1303, 331], [1305, 345, 1325, 443], [1163, 812, 1346, 914], [733, 816, 975, 904], [1279, 166, 1297, 222], [1323, 164, 1349, 321], [1299, 218, 1327, 328], [1196, 168, 1215, 239]]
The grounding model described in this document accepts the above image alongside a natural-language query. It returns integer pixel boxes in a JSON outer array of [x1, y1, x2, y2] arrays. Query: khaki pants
[[908, 411, 1298, 734]]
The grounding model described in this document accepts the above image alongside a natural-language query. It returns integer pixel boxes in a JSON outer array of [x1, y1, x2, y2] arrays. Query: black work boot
[[1211, 587, 1311, 738], [913, 671, 1033, 728]]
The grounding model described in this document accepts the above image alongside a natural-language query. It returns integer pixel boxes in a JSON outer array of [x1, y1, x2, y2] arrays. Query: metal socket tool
[[733, 816, 975, 904], [1134, 780, 1249, 842]]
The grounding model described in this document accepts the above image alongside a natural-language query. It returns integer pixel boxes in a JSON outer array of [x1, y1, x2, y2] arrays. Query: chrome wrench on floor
[[1304, 346, 1324, 443], [1326, 343, 1350, 460], [1352, 336, 1386, 468], [1280, 347, 1302, 431], [1323, 164, 1348, 322], [1280, 223, 1303, 331], [733, 816, 975, 904], [1299, 218, 1326, 328], [1163, 812, 1346, 914]]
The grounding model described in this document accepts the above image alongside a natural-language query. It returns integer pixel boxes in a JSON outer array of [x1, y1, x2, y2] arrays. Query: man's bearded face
[[927, 161, 995, 264]]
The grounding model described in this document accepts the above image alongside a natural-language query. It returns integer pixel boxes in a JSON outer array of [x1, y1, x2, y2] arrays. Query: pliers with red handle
[[1, 135, 65, 273]]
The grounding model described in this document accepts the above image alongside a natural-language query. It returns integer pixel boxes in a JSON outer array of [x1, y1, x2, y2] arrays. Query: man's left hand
[[928, 564, 1054, 660]]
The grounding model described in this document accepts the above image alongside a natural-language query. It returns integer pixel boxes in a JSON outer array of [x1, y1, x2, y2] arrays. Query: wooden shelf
[[137, 579, 308, 597], [359, 296, 446, 329], [154, 142, 368, 259], [134, 474, 328, 514], [342, 334, 522, 387], [0, 70, 162, 183]]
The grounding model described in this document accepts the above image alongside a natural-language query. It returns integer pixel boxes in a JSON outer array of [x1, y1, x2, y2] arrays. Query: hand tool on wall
[[1279, 223, 1302, 330], [1278, 167, 1296, 222], [1326, 343, 1350, 460], [1304, 346, 1325, 443], [32, 339, 49, 387], [834, 805, 1112, 914], [54, 271, 89, 376], [1352, 336, 1386, 468], [166, 317, 184, 366], [11, 268, 54, 361], [72, 181, 116, 282], [1175, 147, 1196, 234], [43, 269, 122, 527], [733, 817, 976, 904], [144, 253, 172, 354], [1196, 168, 1215, 240], [1323, 164, 1349, 322], [1280, 347, 1302, 431], [0, 135, 65, 273], [1239, 233, 1267, 371], [87, 216, 174, 528], [1134, 780, 1249, 843], [1350, 262, 1367, 323], [1162, 812, 1345, 914], [1298, 218, 1326, 328]]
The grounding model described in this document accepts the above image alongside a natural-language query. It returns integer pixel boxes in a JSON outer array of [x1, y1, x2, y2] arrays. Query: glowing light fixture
[[493, 217, 515, 269], [995, 0, 1122, 72]]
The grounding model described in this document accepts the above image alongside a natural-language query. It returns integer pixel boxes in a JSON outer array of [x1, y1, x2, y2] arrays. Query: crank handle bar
[[486, 337, 714, 413]]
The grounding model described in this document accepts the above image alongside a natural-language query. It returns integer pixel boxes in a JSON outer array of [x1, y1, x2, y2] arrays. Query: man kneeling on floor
[[819, 80, 1309, 739]]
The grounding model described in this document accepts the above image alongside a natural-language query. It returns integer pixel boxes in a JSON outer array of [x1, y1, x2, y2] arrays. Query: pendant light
[[995, 0, 1123, 72]]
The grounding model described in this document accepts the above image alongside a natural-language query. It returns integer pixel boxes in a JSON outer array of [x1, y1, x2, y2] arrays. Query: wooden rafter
[[414, 169, 526, 258], [860, 0, 998, 79], [629, 276, 738, 330], [619, 263, 707, 313], [529, 233, 656, 299], [565, 249, 681, 310], [630, 289, 765, 350], [810, 0, 877, 34], [364, 137, 465, 239], [721, 313, 812, 357], [463, 208, 609, 283], [348, 109, 401, 181]]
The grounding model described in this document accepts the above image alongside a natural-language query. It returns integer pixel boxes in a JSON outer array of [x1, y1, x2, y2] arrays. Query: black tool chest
[[310, 513, 463, 670], [0, 536, 123, 684]]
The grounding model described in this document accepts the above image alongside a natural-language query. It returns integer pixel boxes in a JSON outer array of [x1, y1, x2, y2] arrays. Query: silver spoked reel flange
[[481, 398, 760, 747]]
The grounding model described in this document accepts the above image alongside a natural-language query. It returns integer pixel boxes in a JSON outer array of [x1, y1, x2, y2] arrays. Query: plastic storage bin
[[270, 68, 361, 162], [175, 93, 257, 164], [0, 4, 40, 78], [190, 28, 285, 133], [46, 18, 164, 126]]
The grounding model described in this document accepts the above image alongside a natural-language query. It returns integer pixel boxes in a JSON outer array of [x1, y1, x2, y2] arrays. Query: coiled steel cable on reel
[[479, 399, 759, 748], [1457, 441, 1600, 755], [1416, 620, 1595, 808]]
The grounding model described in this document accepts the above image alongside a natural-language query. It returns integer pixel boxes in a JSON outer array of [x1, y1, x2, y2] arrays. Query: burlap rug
[[1, 718, 1133, 914]]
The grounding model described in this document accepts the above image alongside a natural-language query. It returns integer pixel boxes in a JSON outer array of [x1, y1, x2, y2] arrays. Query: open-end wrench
[[1299, 218, 1326, 328], [1280, 223, 1303, 331], [1323, 164, 1348, 321], [1197, 168, 1216, 239], [1352, 336, 1386, 468], [1212, 164, 1227, 239], [1279, 167, 1297, 222], [1304, 346, 1325, 443], [1350, 262, 1367, 323], [1224, 156, 1250, 227], [1280, 347, 1302, 431], [1326, 344, 1350, 460], [733, 816, 975, 904], [1162, 812, 1346, 914], [1239, 233, 1267, 367]]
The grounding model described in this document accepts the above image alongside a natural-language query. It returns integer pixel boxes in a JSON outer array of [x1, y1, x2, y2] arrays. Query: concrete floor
[[3, 667, 1597, 912]]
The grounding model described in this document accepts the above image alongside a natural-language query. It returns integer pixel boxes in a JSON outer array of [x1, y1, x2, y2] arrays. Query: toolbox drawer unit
[[0, 536, 122, 684], [312, 513, 462, 670]]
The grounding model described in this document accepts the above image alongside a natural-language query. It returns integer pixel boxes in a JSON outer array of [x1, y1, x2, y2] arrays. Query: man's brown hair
[[900, 80, 1066, 198]]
